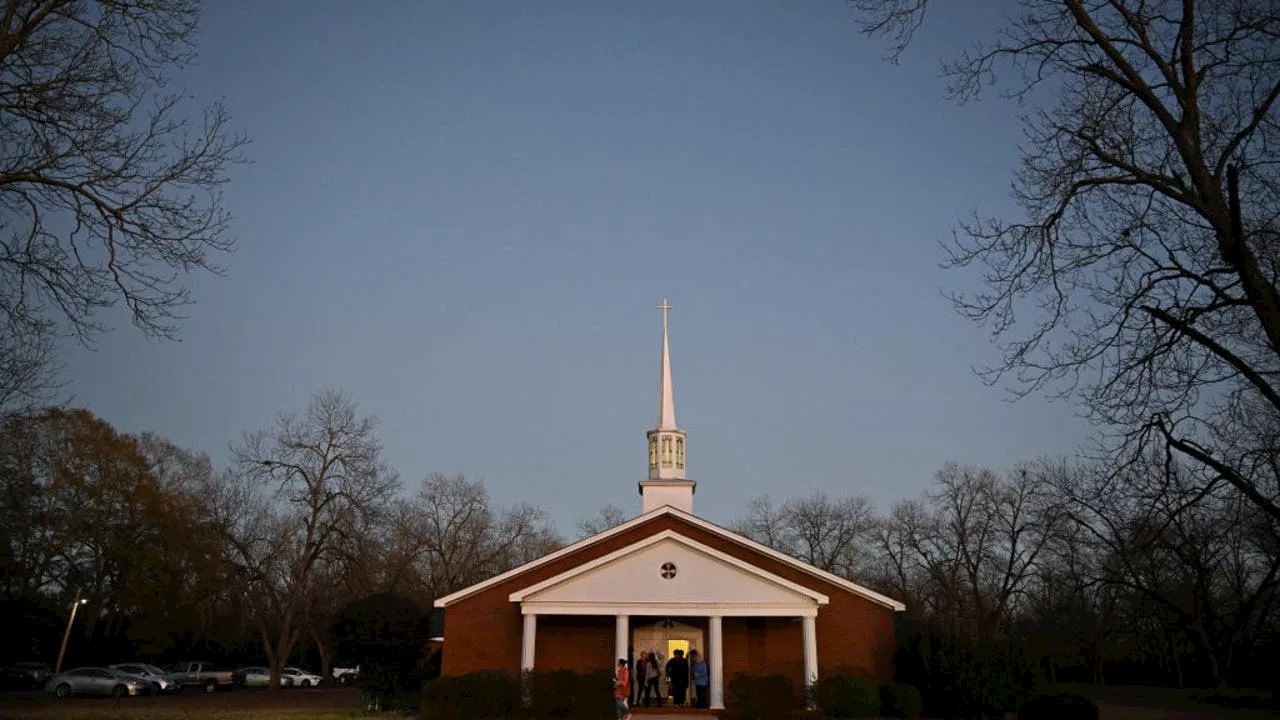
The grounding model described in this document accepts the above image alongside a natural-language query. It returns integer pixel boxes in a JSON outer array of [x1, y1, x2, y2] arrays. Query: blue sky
[[62, 0, 1088, 534]]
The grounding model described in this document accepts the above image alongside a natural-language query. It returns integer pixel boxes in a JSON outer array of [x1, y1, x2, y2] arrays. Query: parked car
[[165, 661, 234, 693], [3, 662, 52, 689], [45, 667, 146, 698], [232, 666, 289, 688], [331, 663, 360, 685], [109, 663, 174, 694], [281, 666, 323, 688]]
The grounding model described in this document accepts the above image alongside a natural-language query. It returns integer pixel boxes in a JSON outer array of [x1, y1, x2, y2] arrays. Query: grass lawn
[[1048, 683, 1277, 720], [0, 687, 376, 720]]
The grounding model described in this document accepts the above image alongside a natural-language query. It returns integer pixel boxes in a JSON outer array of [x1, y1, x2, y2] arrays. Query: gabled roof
[[433, 505, 906, 612], [508, 528, 829, 605]]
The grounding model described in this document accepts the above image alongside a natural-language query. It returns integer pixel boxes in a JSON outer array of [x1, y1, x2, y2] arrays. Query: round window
[[660, 562, 678, 580]]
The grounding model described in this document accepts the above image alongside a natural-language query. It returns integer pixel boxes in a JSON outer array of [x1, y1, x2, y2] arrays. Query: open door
[[666, 639, 689, 661]]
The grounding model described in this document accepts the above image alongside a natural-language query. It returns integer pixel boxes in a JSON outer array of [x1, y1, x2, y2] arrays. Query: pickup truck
[[165, 662, 234, 693]]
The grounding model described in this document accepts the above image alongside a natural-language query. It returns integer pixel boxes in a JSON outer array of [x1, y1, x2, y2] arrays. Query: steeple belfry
[[640, 297, 695, 514]]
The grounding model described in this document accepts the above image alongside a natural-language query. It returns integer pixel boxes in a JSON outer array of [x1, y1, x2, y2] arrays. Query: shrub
[[421, 669, 519, 720], [1017, 693, 1100, 720], [894, 619, 1036, 718], [333, 592, 432, 712], [527, 668, 615, 720], [1195, 689, 1276, 710], [880, 683, 923, 717], [813, 674, 880, 717], [724, 673, 800, 720]]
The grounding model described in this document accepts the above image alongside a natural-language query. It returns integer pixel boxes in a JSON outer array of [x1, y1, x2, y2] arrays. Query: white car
[[282, 666, 323, 688], [332, 664, 360, 685], [109, 663, 173, 694]]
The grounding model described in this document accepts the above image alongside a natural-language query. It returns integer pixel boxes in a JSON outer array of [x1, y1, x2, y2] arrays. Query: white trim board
[[521, 603, 819, 617], [433, 505, 906, 612]]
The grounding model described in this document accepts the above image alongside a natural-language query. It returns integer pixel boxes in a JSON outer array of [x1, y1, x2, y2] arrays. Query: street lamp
[[55, 589, 88, 674]]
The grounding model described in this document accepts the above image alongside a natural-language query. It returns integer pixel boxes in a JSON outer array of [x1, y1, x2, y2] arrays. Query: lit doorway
[[633, 619, 704, 665], [666, 639, 689, 661]]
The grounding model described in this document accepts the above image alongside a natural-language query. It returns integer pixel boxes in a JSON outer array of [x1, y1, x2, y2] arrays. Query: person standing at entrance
[[635, 651, 647, 706], [643, 651, 662, 707], [627, 646, 635, 705], [614, 658, 631, 720], [665, 649, 690, 707], [689, 650, 709, 708]]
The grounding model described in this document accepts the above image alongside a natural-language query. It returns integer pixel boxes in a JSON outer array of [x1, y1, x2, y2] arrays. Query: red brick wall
[[534, 615, 613, 674], [721, 617, 806, 690], [439, 514, 897, 685]]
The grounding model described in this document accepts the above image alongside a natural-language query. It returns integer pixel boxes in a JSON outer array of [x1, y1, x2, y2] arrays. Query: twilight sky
[[61, 0, 1089, 534]]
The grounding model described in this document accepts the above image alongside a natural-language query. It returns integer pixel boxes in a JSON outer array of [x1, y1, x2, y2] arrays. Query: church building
[[434, 300, 905, 709]]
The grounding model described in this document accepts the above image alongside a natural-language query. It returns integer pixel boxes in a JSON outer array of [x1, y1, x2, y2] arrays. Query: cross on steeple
[[657, 297, 673, 326]]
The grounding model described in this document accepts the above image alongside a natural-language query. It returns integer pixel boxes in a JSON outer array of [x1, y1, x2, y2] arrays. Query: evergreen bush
[[723, 673, 799, 720], [421, 669, 518, 720], [813, 674, 880, 717], [879, 682, 924, 717], [527, 668, 615, 719]]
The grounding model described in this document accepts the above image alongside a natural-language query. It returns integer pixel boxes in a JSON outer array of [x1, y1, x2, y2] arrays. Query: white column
[[615, 614, 629, 666], [709, 615, 724, 710], [521, 613, 538, 671], [802, 615, 818, 707], [521, 613, 537, 706]]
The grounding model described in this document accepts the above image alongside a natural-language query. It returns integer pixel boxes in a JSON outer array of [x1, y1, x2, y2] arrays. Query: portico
[[508, 529, 827, 709]]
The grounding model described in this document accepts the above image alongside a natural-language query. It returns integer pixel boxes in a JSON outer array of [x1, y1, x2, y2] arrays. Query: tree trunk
[[268, 652, 287, 692], [1191, 621, 1228, 691], [266, 608, 302, 691], [310, 621, 330, 683], [255, 617, 281, 691]]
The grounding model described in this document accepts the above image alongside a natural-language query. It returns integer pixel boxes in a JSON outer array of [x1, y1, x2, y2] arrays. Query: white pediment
[[510, 530, 827, 615], [437, 505, 905, 612]]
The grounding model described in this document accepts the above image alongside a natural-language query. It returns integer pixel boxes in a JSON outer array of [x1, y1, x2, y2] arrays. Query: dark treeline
[[734, 460, 1280, 708], [0, 391, 560, 690], [5, 391, 1278, 703]]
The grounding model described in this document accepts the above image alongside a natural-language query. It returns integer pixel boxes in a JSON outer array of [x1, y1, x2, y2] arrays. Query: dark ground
[[1, 682, 1275, 720], [0, 685, 363, 720], [1047, 684, 1279, 720]]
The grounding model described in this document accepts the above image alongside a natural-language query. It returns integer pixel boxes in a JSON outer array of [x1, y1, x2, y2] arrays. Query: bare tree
[[0, 0, 247, 411], [847, 0, 928, 61], [395, 473, 559, 598], [1060, 456, 1280, 689], [899, 0, 1280, 523], [0, 327, 56, 419], [226, 390, 399, 689], [577, 503, 628, 539], [734, 491, 878, 580], [783, 492, 878, 578], [732, 495, 789, 549], [0, 0, 248, 339]]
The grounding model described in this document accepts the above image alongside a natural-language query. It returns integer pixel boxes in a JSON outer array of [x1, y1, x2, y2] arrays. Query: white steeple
[[658, 297, 677, 430], [640, 297, 695, 514]]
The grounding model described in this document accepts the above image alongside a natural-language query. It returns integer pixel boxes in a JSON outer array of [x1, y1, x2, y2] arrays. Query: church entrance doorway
[[632, 617, 706, 708], [632, 617, 705, 664]]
